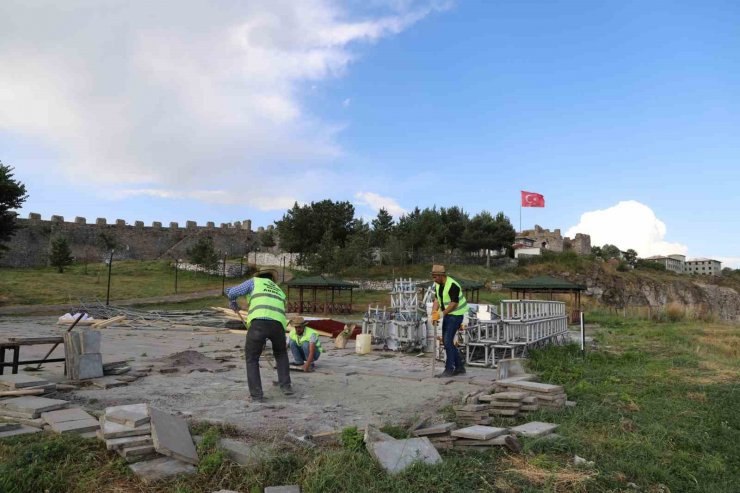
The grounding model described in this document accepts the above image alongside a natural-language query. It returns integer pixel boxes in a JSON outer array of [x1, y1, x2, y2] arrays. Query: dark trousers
[[245, 319, 291, 399], [442, 314, 465, 372]]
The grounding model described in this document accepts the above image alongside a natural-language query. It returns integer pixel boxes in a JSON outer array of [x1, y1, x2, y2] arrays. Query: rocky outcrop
[[557, 267, 740, 323]]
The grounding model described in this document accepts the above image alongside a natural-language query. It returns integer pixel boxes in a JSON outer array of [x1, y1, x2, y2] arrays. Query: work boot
[[434, 370, 455, 378], [504, 435, 522, 454], [289, 361, 303, 366], [249, 395, 266, 403], [281, 384, 295, 395], [452, 367, 466, 375]]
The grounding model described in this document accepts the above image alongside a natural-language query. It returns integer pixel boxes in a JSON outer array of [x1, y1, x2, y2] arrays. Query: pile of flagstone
[[412, 421, 559, 451], [0, 374, 57, 396], [0, 395, 98, 438], [493, 379, 567, 411], [97, 403, 198, 483]]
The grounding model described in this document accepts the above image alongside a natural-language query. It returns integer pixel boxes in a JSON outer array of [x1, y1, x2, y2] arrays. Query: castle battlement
[[20, 213, 252, 231]]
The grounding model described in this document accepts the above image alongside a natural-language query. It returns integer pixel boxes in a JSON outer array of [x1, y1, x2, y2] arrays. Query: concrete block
[[264, 487, 301, 493], [150, 407, 198, 465], [413, 422, 456, 436], [0, 396, 69, 418], [451, 426, 508, 440], [0, 374, 49, 389], [0, 425, 42, 438], [80, 330, 101, 354], [491, 392, 527, 401], [106, 435, 153, 451], [128, 456, 196, 484], [495, 358, 527, 380], [120, 444, 157, 460], [510, 421, 559, 438], [77, 353, 104, 379], [368, 437, 441, 474], [50, 418, 100, 434]]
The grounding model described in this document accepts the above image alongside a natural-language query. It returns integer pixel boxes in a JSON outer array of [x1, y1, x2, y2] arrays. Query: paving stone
[[79, 431, 98, 439], [491, 392, 528, 401], [0, 425, 42, 438], [264, 487, 301, 493], [0, 423, 21, 432], [80, 330, 101, 354], [107, 407, 150, 428], [413, 422, 456, 436], [0, 396, 69, 417], [128, 456, 196, 484], [193, 435, 275, 466], [100, 416, 151, 439], [77, 353, 104, 379], [41, 407, 94, 425], [510, 421, 559, 438], [150, 407, 198, 465], [504, 381, 563, 394], [106, 434, 153, 451], [451, 425, 508, 440], [49, 418, 100, 434], [120, 444, 157, 459], [0, 416, 45, 428], [0, 374, 49, 389], [90, 379, 128, 389], [368, 437, 441, 474], [212, 490, 242, 493], [495, 358, 527, 380]]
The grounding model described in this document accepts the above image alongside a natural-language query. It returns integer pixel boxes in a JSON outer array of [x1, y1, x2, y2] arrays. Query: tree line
[[274, 199, 516, 273]]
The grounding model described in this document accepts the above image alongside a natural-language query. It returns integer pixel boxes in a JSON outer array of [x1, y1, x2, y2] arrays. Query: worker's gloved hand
[[303, 362, 312, 373], [230, 300, 241, 312], [431, 310, 440, 326]]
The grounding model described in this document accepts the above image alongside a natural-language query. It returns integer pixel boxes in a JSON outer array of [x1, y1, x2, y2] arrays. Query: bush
[[187, 237, 219, 270]]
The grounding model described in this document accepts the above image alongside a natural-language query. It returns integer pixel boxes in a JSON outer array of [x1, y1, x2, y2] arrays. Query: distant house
[[685, 258, 722, 276], [513, 236, 541, 258], [644, 254, 686, 274]]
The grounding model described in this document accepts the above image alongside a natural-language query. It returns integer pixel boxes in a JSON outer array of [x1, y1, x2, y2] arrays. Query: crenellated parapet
[[2, 213, 261, 267]]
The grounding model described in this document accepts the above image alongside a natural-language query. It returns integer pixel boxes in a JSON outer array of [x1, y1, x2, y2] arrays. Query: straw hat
[[431, 264, 446, 275], [289, 316, 308, 327]]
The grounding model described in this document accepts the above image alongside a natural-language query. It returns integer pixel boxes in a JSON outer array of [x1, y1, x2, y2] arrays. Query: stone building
[[685, 258, 722, 276], [515, 225, 592, 255]]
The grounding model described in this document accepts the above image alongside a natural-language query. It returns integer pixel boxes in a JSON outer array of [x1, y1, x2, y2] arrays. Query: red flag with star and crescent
[[521, 191, 545, 207]]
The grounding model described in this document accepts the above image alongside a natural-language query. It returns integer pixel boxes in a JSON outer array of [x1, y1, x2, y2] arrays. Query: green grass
[[2, 318, 738, 492]]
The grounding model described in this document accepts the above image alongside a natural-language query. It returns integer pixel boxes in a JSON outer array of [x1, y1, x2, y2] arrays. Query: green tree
[[623, 248, 638, 266], [396, 207, 444, 260], [0, 162, 28, 256], [275, 200, 355, 261], [370, 208, 394, 248], [591, 245, 603, 258], [308, 229, 340, 274], [600, 244, 622, 260], [97, 231, 118, 252], [461, 211, 515, 266], [260, 228, 276, 248], [340, 219, 373, 269], [187, 237, 219, 270], [440, 206, 469, 251], [49, 236, 73, 273]]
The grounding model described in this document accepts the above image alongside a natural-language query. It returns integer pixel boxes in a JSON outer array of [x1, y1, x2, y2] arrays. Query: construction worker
[[287, 316, 323, 372], [226, 267, 293, 402], [431, 264, 467, 378]]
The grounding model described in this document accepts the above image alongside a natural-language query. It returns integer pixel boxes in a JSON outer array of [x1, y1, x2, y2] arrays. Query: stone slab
[[368, 437, 441, 474], [121, 444, 156, 459], [0, 422, 21, 432], [503, 381, 563, 394], [0, 425, 42, 438], [0, 374, 49, 389], [490, 401, 522, 409], [150, 407, 198, 465], [80, 330, 101, 354], [41, 407, 94, 425], [0, 416, 45, 428], [100, 416, 151, 439], [510, 421, 559, 438], [49, 417, 100, 434], [105, 403, 149, 417], [451, 426, 508, 440], [413, 422, 456, 436], [106, 434, 153, 451], [454, 435, 511, 446], [107, 407, 150, 428], [77, 353, 104, 380], [491, 392, 528, 401], [0, 396, 69, 417], [193, 435, 275, 466], [128, 456, 196, 484], [264, 487, 301, 493]]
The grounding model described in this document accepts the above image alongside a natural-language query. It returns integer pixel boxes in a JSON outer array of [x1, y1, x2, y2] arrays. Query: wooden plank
[[0, 388, 45, 397], [91, 315, 127, 329], [4, 337, 64, 346]]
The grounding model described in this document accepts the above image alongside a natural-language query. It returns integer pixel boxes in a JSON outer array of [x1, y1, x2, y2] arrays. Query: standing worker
[[431, 264, 467, 378], [227, 267, 294, 402], [287, 316, 323, 372]]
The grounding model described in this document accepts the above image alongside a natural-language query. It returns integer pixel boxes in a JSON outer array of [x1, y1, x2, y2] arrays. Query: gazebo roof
[[419, 278, 485, 290], [285, 275, 358, 289], [502, 276, 586, 291]]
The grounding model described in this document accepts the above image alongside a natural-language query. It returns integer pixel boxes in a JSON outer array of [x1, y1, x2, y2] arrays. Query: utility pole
[[222, 252, 228, 295], [175, 258, 181, 294], [105, 250, 114, 306]]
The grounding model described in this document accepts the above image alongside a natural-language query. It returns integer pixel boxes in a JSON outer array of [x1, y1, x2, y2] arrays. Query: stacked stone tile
[[0, 374, 56, 395], [64, 329, 104, 380], [0, 395, 101, 437], [494, 379, 567, 411], [453, 403, 492, 425], [97, 403, 197, 483], [412, 422, 458, 450]]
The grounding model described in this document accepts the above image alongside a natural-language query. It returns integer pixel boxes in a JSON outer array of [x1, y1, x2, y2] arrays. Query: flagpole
[[519, 190, 522, 233]]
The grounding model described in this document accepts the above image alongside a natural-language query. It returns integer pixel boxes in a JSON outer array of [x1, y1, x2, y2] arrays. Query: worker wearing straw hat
[[431, 264, 467, 378]]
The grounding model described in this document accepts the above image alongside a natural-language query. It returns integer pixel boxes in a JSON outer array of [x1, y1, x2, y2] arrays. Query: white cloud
[[113, 188, 296, 212], [0, 0, 447, 203], [715, 257, 740, 270], [566, 201, 688, 258], [355, 191, 407, 218]]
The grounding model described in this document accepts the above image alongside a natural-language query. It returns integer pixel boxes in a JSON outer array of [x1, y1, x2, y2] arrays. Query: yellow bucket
[[355, 334, 372, 354]]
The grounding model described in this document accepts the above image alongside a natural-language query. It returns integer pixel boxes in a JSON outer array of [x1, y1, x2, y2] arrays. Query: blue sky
[[2, 1, 739, 266]]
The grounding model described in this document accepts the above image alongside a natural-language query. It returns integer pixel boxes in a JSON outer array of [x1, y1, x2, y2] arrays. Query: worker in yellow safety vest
[[287, 316, 323, 372], [431, 264, 468, 378], [226, 267, 293, 402]]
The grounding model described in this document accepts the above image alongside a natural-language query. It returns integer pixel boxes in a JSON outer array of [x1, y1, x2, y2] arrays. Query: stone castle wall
[[1, 213, 256, 268], [521, 225, 591, 255]]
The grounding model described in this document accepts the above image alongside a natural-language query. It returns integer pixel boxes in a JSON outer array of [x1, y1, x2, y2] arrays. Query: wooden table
[[0, 337, 65, 375]]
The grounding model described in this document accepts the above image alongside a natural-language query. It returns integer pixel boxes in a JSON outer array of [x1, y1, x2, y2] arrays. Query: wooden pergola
[[285, 275, 358, 315], [501, 276, 586, 322]]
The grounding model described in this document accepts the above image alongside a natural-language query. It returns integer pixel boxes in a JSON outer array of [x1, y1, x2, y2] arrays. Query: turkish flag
[[521, 191, 545, 207]]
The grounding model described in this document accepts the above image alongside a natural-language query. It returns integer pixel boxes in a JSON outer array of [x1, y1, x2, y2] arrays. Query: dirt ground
[[0, 316, 497, 436]]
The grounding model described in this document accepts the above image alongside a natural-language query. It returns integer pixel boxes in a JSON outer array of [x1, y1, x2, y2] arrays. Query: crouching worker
[[287, 316, 323, 372]]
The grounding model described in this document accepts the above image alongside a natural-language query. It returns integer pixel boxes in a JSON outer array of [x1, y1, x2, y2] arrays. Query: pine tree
[[0, 162, 28, 257], [50, 237, 73, 273]]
